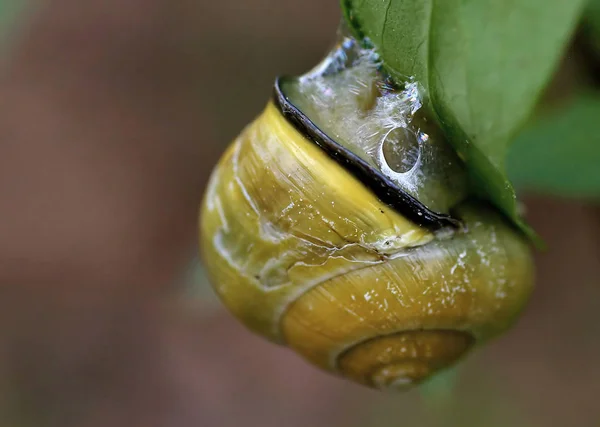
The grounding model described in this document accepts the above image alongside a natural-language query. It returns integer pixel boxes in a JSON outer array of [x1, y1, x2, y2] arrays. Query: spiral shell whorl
[[200, 101, 534, 390], [279, 203, 533, 389], [338, 331, 473, 390]]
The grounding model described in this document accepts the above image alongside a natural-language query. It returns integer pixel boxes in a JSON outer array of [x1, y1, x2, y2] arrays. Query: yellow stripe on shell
[[200, 101, 433, 342]]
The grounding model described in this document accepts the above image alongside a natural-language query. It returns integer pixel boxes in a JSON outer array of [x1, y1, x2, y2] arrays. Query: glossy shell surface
[[200, 102, 534, 389]]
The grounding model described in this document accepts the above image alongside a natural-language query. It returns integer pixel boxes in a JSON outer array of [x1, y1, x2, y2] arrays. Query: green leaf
[[585, 0, 600, 54], [587, 0, 600, 31], [508, 93, 600, 200], [342, 0, 586, 240]]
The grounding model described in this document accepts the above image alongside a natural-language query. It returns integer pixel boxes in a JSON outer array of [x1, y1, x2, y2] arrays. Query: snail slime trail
[[200, 28, 535, 391]]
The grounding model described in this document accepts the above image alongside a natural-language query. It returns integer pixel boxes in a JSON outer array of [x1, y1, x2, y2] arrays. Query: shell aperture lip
[[272, 77, 461, 232]]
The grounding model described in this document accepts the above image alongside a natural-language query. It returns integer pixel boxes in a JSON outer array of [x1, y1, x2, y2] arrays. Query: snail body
[[200, 36, 534, 390]]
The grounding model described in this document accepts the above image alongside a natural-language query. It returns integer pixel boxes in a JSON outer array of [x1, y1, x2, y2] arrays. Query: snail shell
[[199, 36, 534, 390]]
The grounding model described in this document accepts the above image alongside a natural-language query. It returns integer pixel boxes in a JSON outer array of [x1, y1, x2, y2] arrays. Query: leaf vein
[[380, 0, 393, 56]]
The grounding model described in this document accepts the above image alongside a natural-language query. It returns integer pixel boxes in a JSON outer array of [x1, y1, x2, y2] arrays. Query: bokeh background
[[0, 1, 598, 426]]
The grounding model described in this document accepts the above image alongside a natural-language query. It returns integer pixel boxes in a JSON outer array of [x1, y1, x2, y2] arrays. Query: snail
[[199, 34, 534, 391]]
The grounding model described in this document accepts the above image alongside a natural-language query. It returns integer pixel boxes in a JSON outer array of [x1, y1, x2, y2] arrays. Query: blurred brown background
[[0, 1, 598, 426]]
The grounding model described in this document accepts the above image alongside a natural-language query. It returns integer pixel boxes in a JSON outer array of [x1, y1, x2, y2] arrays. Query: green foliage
[[587, 0, 600, 35], [508, 94, 600, 199], [0, 0, 28, 42], [342, 0, 587, 240], [585, 0, 600, 54]]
